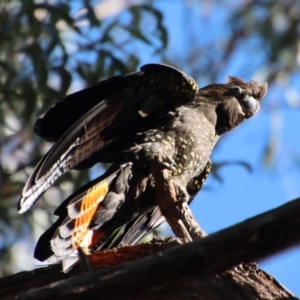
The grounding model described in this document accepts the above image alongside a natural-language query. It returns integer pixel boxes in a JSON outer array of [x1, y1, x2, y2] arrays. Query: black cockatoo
[[19, 64, 267, 271]]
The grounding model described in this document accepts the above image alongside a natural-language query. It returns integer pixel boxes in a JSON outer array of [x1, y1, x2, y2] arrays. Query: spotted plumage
[[19, 64, 267, 271]]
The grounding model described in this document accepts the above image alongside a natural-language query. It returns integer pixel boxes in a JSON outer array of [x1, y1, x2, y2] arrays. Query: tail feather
[[34, 160, 212, 271], [67, 179, 110, 219], [107, 206, 165, 249], [34, 163, 135, 264]]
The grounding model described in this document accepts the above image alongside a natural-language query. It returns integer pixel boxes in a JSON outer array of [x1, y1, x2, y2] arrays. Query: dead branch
[[2, 198, 300, 299]]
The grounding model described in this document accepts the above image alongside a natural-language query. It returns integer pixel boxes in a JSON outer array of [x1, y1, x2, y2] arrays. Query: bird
[[19, 64, 267, 271]]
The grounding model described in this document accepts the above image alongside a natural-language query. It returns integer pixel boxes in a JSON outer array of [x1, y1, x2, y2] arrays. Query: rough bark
[[1, 198, 300, 300]]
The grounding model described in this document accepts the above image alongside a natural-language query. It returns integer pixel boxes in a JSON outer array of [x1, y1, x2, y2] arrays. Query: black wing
[[19, 64, 198, 213]]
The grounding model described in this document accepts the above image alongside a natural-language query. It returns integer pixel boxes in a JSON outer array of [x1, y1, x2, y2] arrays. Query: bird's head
[[198, 76, 268, 135], [225, 76, 268, 119]]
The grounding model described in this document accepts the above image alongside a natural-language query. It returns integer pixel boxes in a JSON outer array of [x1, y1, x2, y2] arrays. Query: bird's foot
[[160, 155, 177, 171], [173, 182, 189, 202]]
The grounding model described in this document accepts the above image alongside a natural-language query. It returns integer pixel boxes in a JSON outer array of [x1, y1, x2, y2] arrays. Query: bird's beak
[[240, 95, 260, 118]]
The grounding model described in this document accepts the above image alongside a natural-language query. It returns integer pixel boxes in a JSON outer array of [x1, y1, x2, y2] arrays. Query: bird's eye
[[229, 87, 242, 96]]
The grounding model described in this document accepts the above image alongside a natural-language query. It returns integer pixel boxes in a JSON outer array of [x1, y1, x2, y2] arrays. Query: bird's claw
[[161, 156, 177, 171], [173, 182, 189, 202]]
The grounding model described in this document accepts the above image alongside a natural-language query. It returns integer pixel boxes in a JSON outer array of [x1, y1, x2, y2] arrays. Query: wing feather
[[19, 64, 198, 213]]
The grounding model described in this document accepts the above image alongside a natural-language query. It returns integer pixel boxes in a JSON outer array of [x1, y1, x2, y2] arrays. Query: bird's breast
[[134, 107, 218, 185]]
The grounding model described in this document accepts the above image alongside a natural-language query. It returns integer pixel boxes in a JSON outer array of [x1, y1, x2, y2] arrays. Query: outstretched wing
[[19, 64, 198, 213]]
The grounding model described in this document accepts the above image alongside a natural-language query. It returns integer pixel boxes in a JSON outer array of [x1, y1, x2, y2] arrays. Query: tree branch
[[2, 198, 300, 299]]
